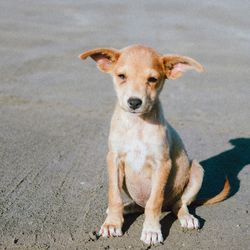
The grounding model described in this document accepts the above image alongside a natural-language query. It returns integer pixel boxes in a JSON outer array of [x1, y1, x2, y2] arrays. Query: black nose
[[127, 97, 142, 110]]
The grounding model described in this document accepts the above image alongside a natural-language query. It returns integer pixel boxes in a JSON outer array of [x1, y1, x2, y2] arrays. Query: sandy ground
[[0, 0, 249, 249]]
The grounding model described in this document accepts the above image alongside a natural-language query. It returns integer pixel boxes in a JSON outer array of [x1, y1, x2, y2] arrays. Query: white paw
[[99, 224, 123, 237], [140, 227, 163, 245], [179, 214, 199, 229]]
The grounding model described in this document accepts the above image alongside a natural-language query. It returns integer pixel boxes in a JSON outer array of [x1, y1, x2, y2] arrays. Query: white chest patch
[[124, 139, 147, 172], [111, 124, 164, 172]]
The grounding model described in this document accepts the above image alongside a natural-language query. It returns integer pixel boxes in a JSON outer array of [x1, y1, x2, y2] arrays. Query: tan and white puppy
[[79, 45, 229, 245]]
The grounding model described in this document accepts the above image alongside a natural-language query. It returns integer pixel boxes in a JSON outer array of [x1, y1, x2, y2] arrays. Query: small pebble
[[88, 231, 98, 241]]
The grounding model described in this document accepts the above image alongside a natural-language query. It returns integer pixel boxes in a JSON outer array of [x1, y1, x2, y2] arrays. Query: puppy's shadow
[[198, 137, 250, 199], [122, 213, 142, 234], [160, 212, 176, 240]]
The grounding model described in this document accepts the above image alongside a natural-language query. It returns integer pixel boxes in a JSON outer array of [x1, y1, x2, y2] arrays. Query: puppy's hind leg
[[172, 160, 204, 229]]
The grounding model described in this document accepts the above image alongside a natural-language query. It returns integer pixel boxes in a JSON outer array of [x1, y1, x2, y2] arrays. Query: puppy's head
[[79, 45, 203, 115]]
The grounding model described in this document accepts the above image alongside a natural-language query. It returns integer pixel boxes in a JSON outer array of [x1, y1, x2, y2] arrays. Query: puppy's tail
[[192, 177, 230, 206]]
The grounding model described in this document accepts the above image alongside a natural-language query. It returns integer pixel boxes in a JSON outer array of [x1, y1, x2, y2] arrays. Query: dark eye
[[118, 74, 126, 80], [148, 77, 158, 83]]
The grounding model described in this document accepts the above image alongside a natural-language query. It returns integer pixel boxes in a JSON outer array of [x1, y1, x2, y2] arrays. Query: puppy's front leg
[[99, 152, 124, 237], [141, 159, 171, 245]]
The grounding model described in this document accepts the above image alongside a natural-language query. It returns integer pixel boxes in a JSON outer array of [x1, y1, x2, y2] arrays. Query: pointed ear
[[162, 55, 204, 80], [79, 48, 120, 72]]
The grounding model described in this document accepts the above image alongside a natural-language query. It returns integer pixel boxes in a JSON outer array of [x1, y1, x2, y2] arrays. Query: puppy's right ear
[[79, 48, 120, 73]]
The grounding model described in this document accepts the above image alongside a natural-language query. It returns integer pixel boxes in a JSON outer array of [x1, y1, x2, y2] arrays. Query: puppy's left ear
[[162, 55, 204, 80], [79, 48, 120, 73]]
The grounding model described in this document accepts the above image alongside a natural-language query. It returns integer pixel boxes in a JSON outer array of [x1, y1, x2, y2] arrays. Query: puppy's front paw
[[99, 224, 122, 237], [179, 214, 199, 229], [140, 224, 163, 245], [99, 215, 123, 237]]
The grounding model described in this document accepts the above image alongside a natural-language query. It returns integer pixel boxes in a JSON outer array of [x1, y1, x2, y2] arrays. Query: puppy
[[79, 45, 230, 245]]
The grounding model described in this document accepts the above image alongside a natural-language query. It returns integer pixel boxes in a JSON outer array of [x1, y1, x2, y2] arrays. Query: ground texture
[[0, 1, 249, 249]]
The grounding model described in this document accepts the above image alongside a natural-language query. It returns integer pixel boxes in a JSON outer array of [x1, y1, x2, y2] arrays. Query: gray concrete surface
[[0, 0, 249, 249]]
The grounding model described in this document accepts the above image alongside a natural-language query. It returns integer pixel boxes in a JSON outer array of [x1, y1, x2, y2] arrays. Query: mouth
[[130, 110, 142, 114], [122, 107, 143, 115], [128, 108, 148, 115], [128, 104, 153, 115]]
